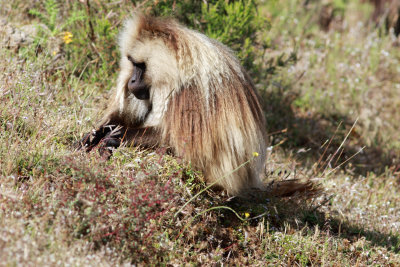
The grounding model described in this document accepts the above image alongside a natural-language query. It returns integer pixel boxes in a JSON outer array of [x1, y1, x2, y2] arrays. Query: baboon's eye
[[127, 55, 146, 71], [127, 55, 145, 66], [127, 55, 134, 62]]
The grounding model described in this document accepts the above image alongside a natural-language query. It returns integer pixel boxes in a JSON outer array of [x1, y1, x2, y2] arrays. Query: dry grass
[[1, 0, 400, 265]]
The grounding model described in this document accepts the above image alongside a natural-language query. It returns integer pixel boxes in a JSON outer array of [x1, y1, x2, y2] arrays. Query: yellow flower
[[62, 32, 73, 44], [244, 212, 250, 218], [252, 152, 259, 157]]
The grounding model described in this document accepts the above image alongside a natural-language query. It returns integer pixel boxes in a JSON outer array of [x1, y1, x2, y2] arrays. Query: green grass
[[1, 0, 400, 265]]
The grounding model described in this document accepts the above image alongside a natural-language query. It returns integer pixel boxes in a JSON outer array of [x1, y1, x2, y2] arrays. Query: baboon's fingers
[[74, 132, 92, 151], [76, 125, 120, 152], [101, 136, 123, 149]]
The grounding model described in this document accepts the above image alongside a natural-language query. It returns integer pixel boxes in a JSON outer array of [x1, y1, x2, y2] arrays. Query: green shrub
[[150, 0, 269, 71]]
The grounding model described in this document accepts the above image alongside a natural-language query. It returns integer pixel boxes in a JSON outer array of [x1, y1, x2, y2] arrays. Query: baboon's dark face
[[126, 55, 150, 100]]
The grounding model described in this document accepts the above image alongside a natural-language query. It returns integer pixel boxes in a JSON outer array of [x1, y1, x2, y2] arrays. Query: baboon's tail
[[245, 179, 321, 200], [266, 179, 321, 198]]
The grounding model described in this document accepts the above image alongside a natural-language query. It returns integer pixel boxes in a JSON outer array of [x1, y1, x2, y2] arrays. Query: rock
[[0, 17, 45, 50]]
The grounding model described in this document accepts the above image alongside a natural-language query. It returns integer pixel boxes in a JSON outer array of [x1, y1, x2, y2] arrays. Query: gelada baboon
[[78, 14, 269, 196]]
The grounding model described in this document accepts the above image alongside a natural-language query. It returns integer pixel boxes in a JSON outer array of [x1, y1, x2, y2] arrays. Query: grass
[[1, 0, 400, 265]]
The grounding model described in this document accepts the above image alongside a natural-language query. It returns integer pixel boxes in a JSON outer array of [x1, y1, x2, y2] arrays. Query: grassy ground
[[1, 0, 400, 265]]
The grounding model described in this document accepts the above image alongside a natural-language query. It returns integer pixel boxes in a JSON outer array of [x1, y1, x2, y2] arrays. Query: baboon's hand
[[75, 125, 124, 153]]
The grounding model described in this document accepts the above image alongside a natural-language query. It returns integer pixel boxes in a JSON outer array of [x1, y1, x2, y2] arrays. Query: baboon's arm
[[122, 127, 161, 149], [76, 114, 160, 156]]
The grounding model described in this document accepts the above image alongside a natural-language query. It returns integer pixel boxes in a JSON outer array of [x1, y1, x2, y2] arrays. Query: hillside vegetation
[[1, 0, 399, 265]]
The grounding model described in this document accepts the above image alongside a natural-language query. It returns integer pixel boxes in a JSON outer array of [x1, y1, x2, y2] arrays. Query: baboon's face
[[121, 38, 179, 98], [126, 55, 149, 100], [118, 37, 180, 127]]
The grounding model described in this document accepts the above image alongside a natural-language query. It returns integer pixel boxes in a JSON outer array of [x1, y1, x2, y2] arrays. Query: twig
[[323, 117, 359, 175]]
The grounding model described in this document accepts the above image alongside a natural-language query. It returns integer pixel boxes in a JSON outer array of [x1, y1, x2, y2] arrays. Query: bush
[[150, 0, 269, 71]]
